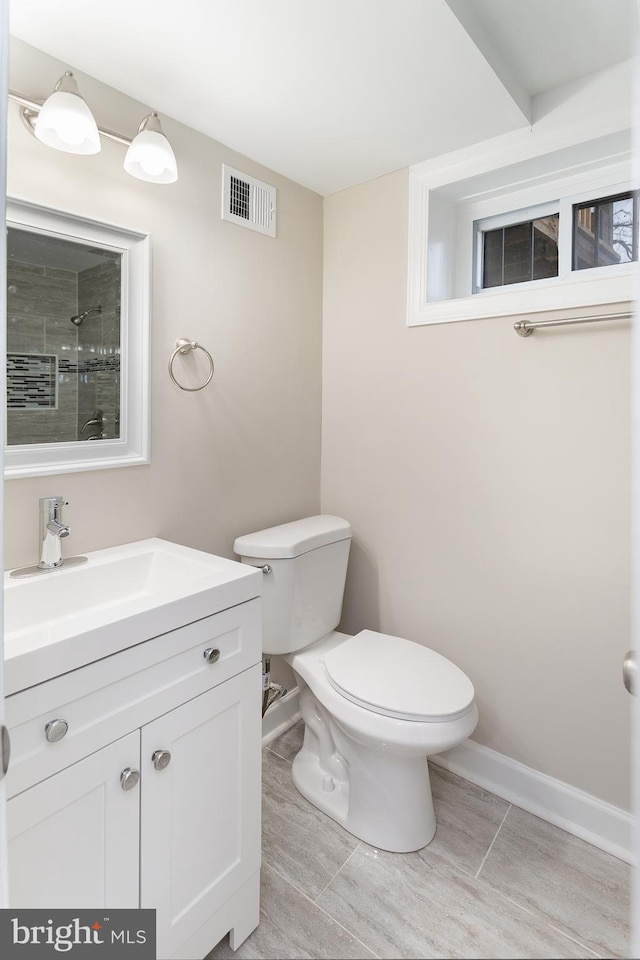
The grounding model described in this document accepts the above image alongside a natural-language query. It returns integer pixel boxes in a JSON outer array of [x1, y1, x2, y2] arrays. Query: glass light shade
[[124, 114, 178, 184], [34, 74, 100, 155]]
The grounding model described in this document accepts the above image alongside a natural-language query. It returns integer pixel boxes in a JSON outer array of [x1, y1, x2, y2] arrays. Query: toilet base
[[292, 687, 436, 853]]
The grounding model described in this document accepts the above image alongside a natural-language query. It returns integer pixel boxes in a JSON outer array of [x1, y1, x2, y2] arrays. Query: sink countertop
[[4, 538, 262, 696]]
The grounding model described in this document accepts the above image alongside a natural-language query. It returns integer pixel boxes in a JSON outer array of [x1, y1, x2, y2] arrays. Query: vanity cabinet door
[[7, 731, 141, 909], [140, 664, 261, 959]]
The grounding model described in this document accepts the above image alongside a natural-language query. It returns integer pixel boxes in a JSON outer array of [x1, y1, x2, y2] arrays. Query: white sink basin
[[4, 538, 261, 695]]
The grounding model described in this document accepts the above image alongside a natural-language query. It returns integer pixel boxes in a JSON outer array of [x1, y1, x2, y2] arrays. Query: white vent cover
[[222, 164, 276, 238]]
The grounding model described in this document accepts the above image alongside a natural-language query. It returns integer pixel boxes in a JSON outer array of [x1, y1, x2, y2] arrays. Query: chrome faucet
[[39, 496, 70, 569], [9, 497, 86, 579]]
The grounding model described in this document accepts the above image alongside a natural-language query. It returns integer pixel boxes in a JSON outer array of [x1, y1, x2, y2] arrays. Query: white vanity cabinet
[[7, 730, 142, 909], [141, 668, 260, 957], [5, 597, 262, 960]]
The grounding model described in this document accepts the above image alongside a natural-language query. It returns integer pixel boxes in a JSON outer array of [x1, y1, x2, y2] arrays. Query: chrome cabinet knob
[[120, 767, 140, 791], [203, 647, 221, 665], [152, 749, 171, 771], [45, 719, 69, 743]]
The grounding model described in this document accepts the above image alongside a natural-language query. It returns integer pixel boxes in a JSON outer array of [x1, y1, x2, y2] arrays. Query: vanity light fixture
[[124, 113, 178, 184], [9, 75, 179, 184], [33, 71, 101, 155]]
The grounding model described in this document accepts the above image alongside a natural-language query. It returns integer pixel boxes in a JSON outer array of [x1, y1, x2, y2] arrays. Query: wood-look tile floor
[[209, 721, 631, 960]]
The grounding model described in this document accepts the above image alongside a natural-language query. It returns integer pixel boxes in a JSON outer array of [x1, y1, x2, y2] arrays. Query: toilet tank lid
[[233, 515, 352, 559]]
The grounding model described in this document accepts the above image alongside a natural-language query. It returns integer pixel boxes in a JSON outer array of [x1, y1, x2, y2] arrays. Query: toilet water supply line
[[251, 560, 286, 716], [262, 656, 287, 718]]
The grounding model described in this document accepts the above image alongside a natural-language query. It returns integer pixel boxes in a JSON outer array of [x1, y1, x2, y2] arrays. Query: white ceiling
[[8, 0, 639, 196]]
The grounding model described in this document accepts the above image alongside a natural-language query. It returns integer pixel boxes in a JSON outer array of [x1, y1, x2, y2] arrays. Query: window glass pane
[[503, 221, 532, 285], [611, 196, 634, 263], [480, 213, 559, 290], [596, 198, 622, 266], [533, 215, 559, 280], [573, 204, 596, 269], [573, 192, 638, 270], [482, 228, 503, 288]]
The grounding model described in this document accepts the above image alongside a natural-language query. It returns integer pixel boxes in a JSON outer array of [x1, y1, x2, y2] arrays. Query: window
[[573, 190, 638, 270], [406, 106, 636, 326], [476, 210, 559, 291], [473, 191, 638, 296]]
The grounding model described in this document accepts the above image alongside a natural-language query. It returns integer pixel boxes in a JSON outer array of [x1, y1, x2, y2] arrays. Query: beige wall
[[322, 169, 632, 810], [5, 36, 323, 629]]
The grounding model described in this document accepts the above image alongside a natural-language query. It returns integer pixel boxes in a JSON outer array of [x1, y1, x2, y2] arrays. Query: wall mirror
[[5, 198, 150, 478]]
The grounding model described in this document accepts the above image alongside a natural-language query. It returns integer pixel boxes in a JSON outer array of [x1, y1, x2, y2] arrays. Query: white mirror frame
[[5, 198, 151, 479]]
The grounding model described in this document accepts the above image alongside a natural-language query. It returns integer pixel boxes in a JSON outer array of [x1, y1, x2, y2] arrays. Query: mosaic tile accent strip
[[80, 356, 120, 374], [7, 353, 57, 409], [57, 356, 120, 375]]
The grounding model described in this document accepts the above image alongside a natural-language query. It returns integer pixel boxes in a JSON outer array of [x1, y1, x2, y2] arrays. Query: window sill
[[408, 267, 637, 327]]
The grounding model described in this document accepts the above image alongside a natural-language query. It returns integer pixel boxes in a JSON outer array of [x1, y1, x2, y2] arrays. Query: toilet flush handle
[[248, 563, 272, 575]]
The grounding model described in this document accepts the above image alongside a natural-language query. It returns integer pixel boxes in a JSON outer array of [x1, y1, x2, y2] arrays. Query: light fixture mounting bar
[[8, 90, 133, 146]]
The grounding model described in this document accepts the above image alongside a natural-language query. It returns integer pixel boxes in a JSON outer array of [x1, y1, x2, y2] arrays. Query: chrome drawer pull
[[120, 767, 140, 791], [152, 749, 171, 771], [45, 719, 69, 743], [203, 647, 221, 665]]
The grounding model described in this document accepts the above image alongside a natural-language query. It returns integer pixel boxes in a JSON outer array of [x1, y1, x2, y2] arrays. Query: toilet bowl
[[233, 515, 478, 853], [287, 630, 477, 851]]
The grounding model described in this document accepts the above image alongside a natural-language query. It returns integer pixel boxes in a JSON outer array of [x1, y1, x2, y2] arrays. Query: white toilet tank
[[233, 515, 352, 655]]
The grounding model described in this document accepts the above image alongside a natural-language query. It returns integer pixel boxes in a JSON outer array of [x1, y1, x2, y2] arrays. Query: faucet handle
[[40, 495, 67, 509], [39, 496, 69, 527]]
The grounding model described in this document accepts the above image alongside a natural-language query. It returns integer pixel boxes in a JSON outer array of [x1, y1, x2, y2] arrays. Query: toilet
[[233, 515, 478, 853]]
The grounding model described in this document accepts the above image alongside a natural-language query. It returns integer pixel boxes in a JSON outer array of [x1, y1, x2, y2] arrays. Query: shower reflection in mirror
[[6, 228, 121, 445]]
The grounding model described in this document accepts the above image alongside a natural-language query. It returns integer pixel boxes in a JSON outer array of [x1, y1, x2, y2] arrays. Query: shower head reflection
[[70, 304, 102, 326]]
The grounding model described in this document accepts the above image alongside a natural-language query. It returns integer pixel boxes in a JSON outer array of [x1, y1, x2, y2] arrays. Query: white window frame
[[471, 183, 638, 296], [407, 125, 637, 327], [570, 188, 639, 273], [473, 200, 560, 294]]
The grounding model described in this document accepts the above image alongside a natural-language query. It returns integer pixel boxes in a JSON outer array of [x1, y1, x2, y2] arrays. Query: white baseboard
[[431, 740, 635, 865], [261, 686, 301, 746], [263, 687, 635, 864]]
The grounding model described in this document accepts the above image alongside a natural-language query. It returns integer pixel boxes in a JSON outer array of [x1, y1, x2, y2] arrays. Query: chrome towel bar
[[514, 311, 631, 337]]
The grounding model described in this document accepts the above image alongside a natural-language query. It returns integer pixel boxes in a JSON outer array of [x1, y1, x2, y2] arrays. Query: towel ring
[[168, 338, 215, 391]]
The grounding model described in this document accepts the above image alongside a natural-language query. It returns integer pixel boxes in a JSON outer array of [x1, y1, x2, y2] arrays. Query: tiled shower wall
[[7, 260, 79, 444], [77, 261, 120, 440], [6, 259, 120, 445]]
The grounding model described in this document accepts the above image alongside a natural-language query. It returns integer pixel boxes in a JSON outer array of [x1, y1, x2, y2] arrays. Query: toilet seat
[[324, 630, 474, 722]]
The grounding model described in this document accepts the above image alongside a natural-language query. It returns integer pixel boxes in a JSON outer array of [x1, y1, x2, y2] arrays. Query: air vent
[[222, 164, 276, 238]]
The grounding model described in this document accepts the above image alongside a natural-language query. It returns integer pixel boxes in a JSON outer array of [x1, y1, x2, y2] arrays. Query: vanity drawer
[[5, 598, 261, 798]]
